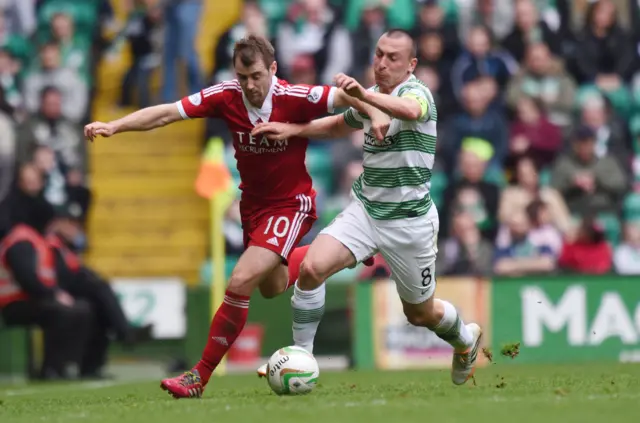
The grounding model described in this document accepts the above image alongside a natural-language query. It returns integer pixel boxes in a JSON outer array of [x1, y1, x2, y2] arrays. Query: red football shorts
[[240, 192, 317, 263]]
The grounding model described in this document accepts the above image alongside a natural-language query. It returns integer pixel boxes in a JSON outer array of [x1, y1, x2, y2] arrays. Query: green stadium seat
[[306, 146, 334, 194], [483, 166, 507, 187], [539, 168, 551, 186], [623, 193, 640, 222], [37, 0, 98, 41], [429, 172, 448, 207], [596, 213, 621, 246]]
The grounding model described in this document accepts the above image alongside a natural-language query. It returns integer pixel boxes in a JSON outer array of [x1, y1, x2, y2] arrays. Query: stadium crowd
[[1, 0, 640, 380], [0, 0, 154, 381], [211, 0, 640, 278]]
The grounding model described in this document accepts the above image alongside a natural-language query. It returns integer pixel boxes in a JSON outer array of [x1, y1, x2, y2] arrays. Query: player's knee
[[298, 258, 325, 290], [228, 269, 259, 296]]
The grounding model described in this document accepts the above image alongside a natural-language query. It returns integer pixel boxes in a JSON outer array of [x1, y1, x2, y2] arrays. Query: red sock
[[286, 245, 309, 290], [194, 290, 249, 384]]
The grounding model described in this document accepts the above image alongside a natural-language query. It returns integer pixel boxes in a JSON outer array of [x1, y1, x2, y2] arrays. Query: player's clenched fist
[[334, 73, 366, 100], [251, 122, 301, 141], [84, 121, 116, 142]]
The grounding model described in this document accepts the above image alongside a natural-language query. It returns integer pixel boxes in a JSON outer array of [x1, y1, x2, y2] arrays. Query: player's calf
[[402, 297, 481, 385]]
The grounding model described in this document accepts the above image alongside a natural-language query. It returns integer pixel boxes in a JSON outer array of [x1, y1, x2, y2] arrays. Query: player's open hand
[[334, 73, 366, 100], [251, 122, 300, 141], [369, 108, 391, 143], [84, 121, 116, 142]]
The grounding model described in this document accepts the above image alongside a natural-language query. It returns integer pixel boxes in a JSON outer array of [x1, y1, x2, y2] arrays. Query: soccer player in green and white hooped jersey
[[252, 29, 482, 385]]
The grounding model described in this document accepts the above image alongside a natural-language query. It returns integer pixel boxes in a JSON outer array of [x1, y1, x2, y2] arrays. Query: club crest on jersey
[[307, 86, 323, 104], [188, 92, 202, 106]]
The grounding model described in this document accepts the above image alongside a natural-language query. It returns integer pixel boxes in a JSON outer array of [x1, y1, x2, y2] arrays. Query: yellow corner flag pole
[[195, 137, 233, 376]]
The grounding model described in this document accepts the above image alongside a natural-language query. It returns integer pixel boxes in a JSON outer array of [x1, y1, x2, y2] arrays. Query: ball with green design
[[266, 346, 319, 395]]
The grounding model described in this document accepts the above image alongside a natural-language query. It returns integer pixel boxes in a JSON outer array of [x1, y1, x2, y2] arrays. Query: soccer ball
[[266, 346, 319, 395]]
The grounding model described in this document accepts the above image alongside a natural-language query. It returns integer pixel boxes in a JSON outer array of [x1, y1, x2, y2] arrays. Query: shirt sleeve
[[397, 82, 431, 122], [175, 84, 228, 119], [282, 84, 336, 121], [342, 107, 365, 129]]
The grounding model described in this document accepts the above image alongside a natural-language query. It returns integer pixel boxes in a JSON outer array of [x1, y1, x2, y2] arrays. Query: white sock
[[291, 281, 325, 354], [433, 299, 473, 351]]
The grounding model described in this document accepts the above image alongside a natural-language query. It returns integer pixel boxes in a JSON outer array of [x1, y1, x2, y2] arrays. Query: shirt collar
[[242, 75, 277, 126]]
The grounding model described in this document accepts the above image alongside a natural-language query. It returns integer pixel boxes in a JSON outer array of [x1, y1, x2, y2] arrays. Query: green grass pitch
[[1, 363, 639, 423]]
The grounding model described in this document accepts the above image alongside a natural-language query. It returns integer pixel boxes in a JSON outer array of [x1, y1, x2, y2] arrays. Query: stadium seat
[[306, 146, 334, 195], [429, 172, 448, 207], [623, 193, 640, 221], [37, 0, 99, 42], [538, 168, 551, 186], [596, 213, 622, 246]]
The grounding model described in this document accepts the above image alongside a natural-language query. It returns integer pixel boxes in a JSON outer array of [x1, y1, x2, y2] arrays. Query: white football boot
[[257, 363, 268, 378], [451, 323, 482, 385]]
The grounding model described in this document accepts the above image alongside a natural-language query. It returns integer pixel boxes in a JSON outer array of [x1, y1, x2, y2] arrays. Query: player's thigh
[[301, 202, 378, 287], [379, 206, 440, 307], [228, 246, 284, 296]]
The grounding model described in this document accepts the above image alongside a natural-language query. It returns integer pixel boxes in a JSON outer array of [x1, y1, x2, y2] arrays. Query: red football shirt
[[176, 76, 336, 203]]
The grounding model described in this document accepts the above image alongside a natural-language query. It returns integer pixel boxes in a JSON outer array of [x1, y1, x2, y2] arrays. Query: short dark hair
[[384, 28, 417, 58], [233, 35, 275, 68]]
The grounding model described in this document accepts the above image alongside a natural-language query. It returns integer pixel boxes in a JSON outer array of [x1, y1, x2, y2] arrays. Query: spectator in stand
[[0, 49, 22, 111], [440, 139, 500, 241], [17, 86, 86, 175], [119, 0, 162, 108], [558, 215, 612, 274], [416, 30, 456, 118], [437, 210, 494, 276], [0, 98, 14, 225], [573, 0, 635, 87], [497, 199, 563, 257], [551, 125, 628, 215], [0, 11, 32, 68], [211, 0, 268, 84], [577, 93, 631, 169], [507, 96, 563, 170], [499, 156, 572, 234], [412, 0, 460, 64], [614, 220, 640, 274], [351, 4, 386, 82], [49, 13, 91, 83], [451, 25, 518, 102], [289, 55, 317, 85], [443, 81, 508, 174], [23, 42, 88, 123], [161, 0, 202, 102], [457, 0, 515, 41], [493, 210, 556, 276], [276, 0, 352, 85], [0, 0, 36, 36], [505, 43, 576, 129], [501, 0, 562, 63]]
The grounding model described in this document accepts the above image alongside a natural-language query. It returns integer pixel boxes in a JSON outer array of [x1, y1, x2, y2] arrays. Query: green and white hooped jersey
[[343, 74, 438, 221]]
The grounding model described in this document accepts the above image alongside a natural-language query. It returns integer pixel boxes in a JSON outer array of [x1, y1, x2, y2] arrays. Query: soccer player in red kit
[[84, 35, 385, 398]]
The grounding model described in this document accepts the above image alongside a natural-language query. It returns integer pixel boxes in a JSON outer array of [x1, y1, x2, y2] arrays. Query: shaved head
[[383, 28, 417, 58]]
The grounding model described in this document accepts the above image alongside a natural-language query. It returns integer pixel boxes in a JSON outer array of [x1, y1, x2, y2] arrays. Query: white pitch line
[[1, 379, 151, 397]]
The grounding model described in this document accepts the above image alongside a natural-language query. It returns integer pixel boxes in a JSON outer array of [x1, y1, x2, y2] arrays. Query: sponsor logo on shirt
[[188, 92, 202, 106], [307, 86, 323, 104]]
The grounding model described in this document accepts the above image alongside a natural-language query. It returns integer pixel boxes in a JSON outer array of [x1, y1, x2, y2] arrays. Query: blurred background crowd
[[3, 0, 640, 283], [213, 0, 640, 278], [1, 0, 640, 381]]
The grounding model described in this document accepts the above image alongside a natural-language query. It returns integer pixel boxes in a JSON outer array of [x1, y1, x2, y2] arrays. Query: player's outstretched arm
[[84, 103, 183, 141], [252, 114, 353, 141], [334, 73, 423, 121]]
